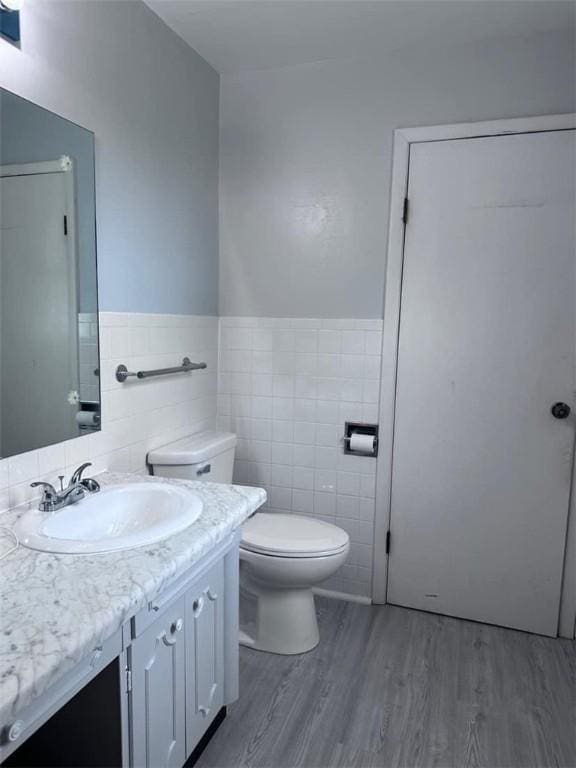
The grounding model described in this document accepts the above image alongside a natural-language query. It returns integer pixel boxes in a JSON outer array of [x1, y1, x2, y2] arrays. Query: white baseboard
[[313, 587, 372, 606]]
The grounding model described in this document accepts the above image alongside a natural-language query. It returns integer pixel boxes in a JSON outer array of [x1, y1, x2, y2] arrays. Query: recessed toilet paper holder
[[342, 422, 379, 457]]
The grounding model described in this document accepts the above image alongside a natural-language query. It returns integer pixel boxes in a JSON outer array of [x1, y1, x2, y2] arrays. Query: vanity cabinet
[[1, 532, 241, 768]]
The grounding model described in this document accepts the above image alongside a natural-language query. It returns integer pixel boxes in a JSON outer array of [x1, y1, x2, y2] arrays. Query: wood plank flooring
[[198, 598, 575, 768]]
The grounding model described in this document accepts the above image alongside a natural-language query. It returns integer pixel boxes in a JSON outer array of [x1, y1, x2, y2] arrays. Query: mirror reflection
[[0, 88, 100, 459]]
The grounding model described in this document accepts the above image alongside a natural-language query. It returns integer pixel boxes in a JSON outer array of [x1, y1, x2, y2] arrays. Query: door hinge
[[402, 198, 409, 225], [385, 531, 391, 555], [125, 667, 132, 693], [63, 215, 68, 236]]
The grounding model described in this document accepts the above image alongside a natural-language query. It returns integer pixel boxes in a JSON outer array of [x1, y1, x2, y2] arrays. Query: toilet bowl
[[239, 513, 350, 655]]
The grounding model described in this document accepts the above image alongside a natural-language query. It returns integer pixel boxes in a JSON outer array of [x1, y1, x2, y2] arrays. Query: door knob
[[551, 402, 571, 419]]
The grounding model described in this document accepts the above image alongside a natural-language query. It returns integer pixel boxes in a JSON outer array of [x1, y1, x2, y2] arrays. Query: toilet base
[[239, 535, 350, 656], [240, 586, 320, 655]]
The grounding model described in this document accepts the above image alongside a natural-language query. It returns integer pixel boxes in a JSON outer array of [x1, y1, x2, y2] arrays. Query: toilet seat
[[241, 513, 349, 559]]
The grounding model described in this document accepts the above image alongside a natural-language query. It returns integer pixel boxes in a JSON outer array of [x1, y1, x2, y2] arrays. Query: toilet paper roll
[[76, 411, 101, 427], [349, 432, 375, 454]]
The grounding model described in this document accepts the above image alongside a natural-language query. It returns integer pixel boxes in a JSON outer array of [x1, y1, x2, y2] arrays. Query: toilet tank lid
[[148, 431, 237, 465]]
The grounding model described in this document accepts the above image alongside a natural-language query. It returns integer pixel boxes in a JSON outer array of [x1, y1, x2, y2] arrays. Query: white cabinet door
[[129, 596, 186, 768], [185, 561, 224, 756], [388, 129, 575, 636]]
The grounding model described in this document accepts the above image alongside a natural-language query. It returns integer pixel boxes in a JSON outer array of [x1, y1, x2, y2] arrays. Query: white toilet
[[239, 513, 350, 655], [148, 430, 350, 656]]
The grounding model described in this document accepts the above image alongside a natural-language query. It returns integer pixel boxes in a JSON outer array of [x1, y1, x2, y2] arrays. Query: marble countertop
[[0, 472, 266, 729]]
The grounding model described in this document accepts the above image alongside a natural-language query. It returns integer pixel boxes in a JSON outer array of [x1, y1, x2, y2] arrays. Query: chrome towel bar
[[115, 357, 207, 383]]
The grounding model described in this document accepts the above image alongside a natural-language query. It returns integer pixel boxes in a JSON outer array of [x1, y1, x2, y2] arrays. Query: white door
[[387, 130, 575, 636], [0, 169, 79, 457]]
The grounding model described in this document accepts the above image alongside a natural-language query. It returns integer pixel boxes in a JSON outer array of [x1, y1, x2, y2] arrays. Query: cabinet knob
[[171, 618, 183, 634], [551, 402, 571, 419], [192, 597, 204, 615], [8, 720, 24, 742]]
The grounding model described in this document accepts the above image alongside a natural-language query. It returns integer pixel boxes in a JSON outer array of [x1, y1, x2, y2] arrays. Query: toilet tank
[[147, 431, 237, 484]]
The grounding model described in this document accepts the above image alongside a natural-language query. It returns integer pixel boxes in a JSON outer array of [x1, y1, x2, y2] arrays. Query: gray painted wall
[[219, 29, 576, 318], [0, 0, 219, 315]]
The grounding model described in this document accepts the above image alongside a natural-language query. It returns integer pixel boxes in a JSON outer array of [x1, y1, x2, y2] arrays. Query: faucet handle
[[30, 481, 58, 511], [69, 462, 92, 486], [69, 462, 100, 494], [30, 481, 57, 498]]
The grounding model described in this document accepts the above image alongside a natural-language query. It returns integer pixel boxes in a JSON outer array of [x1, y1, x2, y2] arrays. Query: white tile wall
[[1, 311, 380, 599], [217, 317, 383, 598], [0, 313, 218, 515]]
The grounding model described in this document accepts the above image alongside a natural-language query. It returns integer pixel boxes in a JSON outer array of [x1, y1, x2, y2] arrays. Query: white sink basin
[[15, 482, 203, 554]]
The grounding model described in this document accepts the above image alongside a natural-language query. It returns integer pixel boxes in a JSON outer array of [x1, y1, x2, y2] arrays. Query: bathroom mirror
[[0, 88, 100, 458]]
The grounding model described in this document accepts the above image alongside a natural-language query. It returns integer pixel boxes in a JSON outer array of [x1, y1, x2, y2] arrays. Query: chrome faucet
[[30, 480, 85, 512], [31, 462, 100, 512]]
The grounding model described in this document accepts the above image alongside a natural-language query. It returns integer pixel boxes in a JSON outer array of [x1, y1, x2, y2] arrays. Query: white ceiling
[[145, 0, 575, 74]]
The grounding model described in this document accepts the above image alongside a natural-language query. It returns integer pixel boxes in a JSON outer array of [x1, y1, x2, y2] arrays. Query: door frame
[[373, 113, 576, 639], [0, 155, 80, 443]]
